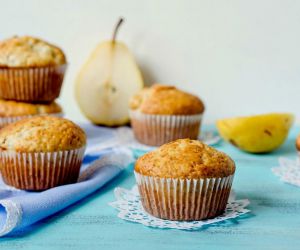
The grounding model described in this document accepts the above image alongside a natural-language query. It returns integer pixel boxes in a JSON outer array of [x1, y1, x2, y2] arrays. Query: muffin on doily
[[0, 99, 63, 128], [134, 139, 235, 221], [0, 116, 86, 190], [129, 84, 205, 146], [0, 36, 67, 102]]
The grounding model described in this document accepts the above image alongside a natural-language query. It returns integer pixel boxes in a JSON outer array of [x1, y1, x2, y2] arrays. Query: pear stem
[[112, 17, 124, 42]]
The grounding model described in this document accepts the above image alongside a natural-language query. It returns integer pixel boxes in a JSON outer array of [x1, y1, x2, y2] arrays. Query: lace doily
[[272, 157, 300, 187], [86, 127, 221, 155], [117, 127, 221, 151], [109, 186, 250, 230]]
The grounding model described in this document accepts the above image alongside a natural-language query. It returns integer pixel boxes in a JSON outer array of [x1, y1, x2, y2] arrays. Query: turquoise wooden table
[[1, 125, 300, 250]]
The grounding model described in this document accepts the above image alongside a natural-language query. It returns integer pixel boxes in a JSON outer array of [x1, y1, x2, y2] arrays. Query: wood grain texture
[[1, 125, 300, 250]]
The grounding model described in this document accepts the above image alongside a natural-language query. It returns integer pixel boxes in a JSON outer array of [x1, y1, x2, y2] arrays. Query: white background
[[0, 0, 299, 124]]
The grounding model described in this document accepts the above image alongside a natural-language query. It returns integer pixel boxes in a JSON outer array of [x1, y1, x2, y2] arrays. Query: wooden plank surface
[[1, 125, 300, 250]]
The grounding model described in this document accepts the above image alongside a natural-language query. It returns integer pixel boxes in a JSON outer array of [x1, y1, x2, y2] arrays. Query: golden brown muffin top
[[296, 136, 300, 151], [129, 84, 205, 115], [0, 36, 66, 67], [0, 116, 86, 152], [0, 100, 62, 117], [135, 139, 235, 178]]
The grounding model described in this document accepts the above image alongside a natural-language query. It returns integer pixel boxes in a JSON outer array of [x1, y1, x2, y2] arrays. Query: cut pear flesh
[[76, 41, 143, 126]]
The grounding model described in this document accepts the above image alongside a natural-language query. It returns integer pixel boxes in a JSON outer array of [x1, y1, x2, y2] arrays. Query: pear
[[75, 18, 144, 126], [216, 113, 294, 153]]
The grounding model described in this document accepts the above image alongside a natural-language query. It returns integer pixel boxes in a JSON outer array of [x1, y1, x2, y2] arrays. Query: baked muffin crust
[[0, 100, 62, 117], [0, 116, 86, 152], [0, 36, 66, 67], [135, 139, 235, 178], [296, 136, 300, 151], [129, 84, 205, 115]]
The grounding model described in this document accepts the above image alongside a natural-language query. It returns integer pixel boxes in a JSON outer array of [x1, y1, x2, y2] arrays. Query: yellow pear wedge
[[75, 18, 144, 126], [216, 113, 294, 153]]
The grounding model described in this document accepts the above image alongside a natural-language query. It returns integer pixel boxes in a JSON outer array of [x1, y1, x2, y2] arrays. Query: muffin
[[0, 36, 67, 102], [0, 99, 63, 128], [129, 84, 205, 146], [134, 139, 235, 221], [0, 116, 86, 190], [296, 136, 300, 152]]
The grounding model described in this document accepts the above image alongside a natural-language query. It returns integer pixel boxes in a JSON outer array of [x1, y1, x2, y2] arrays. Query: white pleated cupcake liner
[[0, 146, 85, 191], [0, 112, 64, 128], [134, 171, 234, 221], [129, 110, 203, 146], [0, 64, 67, 102]]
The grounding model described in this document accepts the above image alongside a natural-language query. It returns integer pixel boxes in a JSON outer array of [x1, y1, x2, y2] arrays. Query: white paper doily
[[272, 157, 300, 187], [86, 127, 221, 155], [116, 127, 221, 152], [109, 185, 250, 230]]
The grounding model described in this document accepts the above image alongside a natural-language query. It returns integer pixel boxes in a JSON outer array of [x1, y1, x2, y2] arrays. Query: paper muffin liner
[[0, 146, 85, 191], [129, 110, 203, 146], [0, 64, 67, 102], [0, 112, 64, 129], [134, 171, 234, 221]]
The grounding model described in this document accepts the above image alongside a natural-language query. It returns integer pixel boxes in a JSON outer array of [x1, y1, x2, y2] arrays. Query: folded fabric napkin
[[0, 124, 134, 237]]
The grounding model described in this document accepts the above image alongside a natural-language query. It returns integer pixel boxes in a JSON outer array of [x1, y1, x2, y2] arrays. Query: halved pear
[[216, 113, 294, 153], [75, 18, 144, 126]]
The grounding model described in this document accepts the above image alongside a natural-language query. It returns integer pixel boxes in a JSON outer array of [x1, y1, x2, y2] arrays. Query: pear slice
[[75, 18, 144, 126], [216, 113, 294, 153]]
